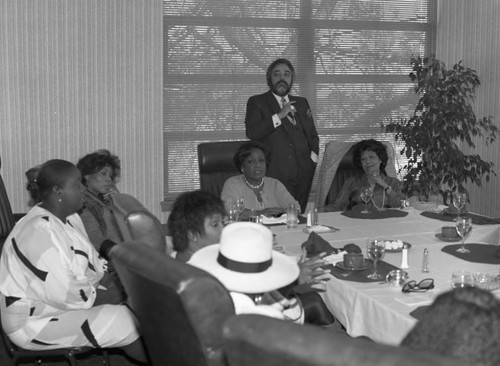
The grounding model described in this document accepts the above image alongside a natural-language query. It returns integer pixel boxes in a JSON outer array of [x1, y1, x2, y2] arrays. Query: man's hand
[[297, 248, 331, 289], [278, 100, 296, 119]]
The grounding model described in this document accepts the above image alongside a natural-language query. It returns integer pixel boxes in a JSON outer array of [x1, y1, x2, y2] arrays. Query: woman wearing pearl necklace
[[221, 141, 300, 220]]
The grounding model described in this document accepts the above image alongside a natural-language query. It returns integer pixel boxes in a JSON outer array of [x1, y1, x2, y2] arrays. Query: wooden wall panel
[[0, 0, 164, 218]]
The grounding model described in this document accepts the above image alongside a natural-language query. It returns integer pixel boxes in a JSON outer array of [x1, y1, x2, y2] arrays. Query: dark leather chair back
[[325, 144, 361, 205], [0, 156, 15, 247], [223, 314, 470, 366], [197, 141, 247, 197], [110, 242, 235, 366], [110, 193, 166, 252]]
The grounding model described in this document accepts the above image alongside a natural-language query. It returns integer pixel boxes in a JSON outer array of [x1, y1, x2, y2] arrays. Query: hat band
[[217, 252, 272, 273]]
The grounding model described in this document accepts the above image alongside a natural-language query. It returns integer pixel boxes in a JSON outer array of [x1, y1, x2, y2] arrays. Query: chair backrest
[[109, 193, 166, 252], [316, 140, 397, 209], [197, 141, 247, 197], [324, 144, 361, 205], [110, 242, 235, 366], [0, 156, 15, 246], [223, 314, 470, 366]]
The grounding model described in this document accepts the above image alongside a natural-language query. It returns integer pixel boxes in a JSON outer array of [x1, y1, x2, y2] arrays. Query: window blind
[[163, 0, 437, 205]]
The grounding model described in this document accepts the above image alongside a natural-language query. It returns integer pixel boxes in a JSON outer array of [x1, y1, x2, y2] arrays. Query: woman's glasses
[[402, 278, 434, 293]]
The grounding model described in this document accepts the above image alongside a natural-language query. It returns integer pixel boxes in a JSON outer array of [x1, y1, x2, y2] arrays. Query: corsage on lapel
[[306, 108, 313, 118]]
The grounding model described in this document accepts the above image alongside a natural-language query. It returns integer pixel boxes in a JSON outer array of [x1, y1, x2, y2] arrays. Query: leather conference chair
[[109, 193, 167, 252], [324, 143, 361, 206], [197, 140, 248, 197], [110, 242, 235, 366], [0, 156, 16, 249], [223, 314, 470, 366]]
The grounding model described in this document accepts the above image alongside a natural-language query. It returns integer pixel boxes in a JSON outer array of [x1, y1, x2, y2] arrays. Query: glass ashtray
[[473, 273, 500, 291]]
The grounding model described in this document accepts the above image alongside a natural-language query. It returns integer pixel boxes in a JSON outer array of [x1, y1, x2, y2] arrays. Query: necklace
[[244, 176, 264, 189], [371, 188, 386, 210]]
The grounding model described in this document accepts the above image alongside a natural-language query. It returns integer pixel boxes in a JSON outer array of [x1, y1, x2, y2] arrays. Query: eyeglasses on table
[[402, 278, 434, 293]]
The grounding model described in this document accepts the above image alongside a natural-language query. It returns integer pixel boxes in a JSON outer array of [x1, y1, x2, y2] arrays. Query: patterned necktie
[[281, 97, 296, 125]]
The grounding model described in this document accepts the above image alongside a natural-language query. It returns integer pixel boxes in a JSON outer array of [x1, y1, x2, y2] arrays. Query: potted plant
[[383, 55, 498, 204]]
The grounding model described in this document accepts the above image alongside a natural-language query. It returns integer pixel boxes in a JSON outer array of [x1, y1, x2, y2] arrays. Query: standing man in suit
[[245, 58, 319, 212]]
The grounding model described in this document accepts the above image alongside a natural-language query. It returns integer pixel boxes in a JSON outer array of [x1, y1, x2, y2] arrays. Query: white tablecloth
[[271, 208, 500, 345]]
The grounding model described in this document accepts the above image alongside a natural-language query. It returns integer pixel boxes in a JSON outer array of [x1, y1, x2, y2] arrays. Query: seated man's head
[[402, 287, 500, 366], [168, 190, 226, 260]]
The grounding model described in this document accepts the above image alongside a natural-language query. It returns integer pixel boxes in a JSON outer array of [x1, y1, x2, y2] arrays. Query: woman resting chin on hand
[[324, 139, 402, 212]]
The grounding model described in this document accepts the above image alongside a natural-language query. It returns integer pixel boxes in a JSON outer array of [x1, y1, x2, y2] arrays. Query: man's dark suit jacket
[[245, 90, 319, 210]]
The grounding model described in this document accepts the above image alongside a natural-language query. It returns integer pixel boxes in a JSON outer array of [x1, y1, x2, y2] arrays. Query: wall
[[0, 0, 164, 218], [437, 0, 500, 217], [1, 1, 499, 219]]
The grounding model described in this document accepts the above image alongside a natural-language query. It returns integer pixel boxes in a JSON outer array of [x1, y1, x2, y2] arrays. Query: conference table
[[270, 207, 500, 346]]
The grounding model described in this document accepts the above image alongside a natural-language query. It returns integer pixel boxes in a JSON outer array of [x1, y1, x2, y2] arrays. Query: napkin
[[308, 225, 334, 233], [260, 214, 287, 225], [301, 232, 338, 256], [323, 250, 347, 265], [260, 214, 307, 225]]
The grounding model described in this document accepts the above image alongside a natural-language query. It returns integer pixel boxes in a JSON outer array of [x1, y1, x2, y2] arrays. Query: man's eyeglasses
[[402, 278, 434, 293]]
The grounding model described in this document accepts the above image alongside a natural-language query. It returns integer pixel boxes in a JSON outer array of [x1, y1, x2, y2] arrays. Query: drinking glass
[[235, 197, 245, 220], [456, 217, 472, 253], [451, 271, 474, 288], [249, 210, 261, 224], [360, 187, 373, 214], [452, 192, 467, 221], [366, 239, 385, 280], [226, 207, 238, 224], [286, 203, 299, 229]]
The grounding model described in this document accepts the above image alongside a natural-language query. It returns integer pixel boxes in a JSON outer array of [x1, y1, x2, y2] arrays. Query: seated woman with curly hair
[[324, 139, 402, 212], [167, 190, 226, 263], [76, 149, 121, 252]]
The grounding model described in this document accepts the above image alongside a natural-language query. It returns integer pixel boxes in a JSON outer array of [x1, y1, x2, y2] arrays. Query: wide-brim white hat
[[189, 222, 299, 294]]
